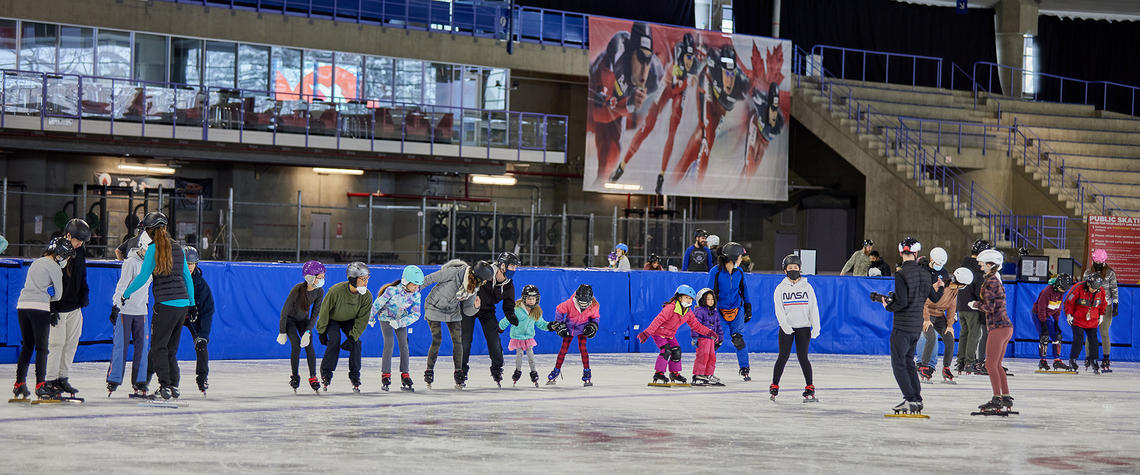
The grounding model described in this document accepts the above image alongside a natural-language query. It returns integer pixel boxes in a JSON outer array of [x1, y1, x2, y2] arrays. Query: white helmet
[[868, 267, 882, 277], [707, 235, 720, 247], [930, 247, 948, 267], [952, 267, 974, 286], [977, 249, 1003, 268]]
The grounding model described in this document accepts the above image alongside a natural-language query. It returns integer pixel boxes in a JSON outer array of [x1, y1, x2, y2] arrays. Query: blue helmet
[[615, 243, 629, 253], [401, 265, 425, 286], [675, 284, 697, 299]]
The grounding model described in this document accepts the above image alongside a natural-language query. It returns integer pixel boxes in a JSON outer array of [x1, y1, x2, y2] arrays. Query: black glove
[[119, 297, 127, 307], [319, 331, 328, 346], [582, 322, 598, 339], [498, 327, 505, 334], [506, 313, 520, 326], [49, 312, 60, 326], [340, 336, 355, 351], [552, 321, 571, 338], [743, 303, 752, 323], [109, 306, 120, 325], [1112, 304, 1119, 317], [187, 306, 200, 324]]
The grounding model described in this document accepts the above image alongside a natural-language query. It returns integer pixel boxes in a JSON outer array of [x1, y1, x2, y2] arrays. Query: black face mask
[[786, 270, 801, 281], [1093, 263, 1104, 271]]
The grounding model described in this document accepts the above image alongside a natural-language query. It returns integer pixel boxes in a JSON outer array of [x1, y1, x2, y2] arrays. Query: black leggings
[[285, 319, 316, 379], [771, 327, 813, 386], [460, 313, 505, 378], [1070, 326, 1100, 362], [16, 309, 51, 384], [149, 304, 189, 388]]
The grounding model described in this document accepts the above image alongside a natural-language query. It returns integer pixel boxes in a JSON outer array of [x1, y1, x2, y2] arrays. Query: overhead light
[[313, 167, 365, 176], [470, 174, 517, 186], [603, 182, 642, 191], [117, 163, 176, 175]]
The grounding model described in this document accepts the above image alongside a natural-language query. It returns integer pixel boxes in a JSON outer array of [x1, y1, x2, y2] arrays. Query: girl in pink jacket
[[638, 285, 716, 386], [548, 284, 600, 387]]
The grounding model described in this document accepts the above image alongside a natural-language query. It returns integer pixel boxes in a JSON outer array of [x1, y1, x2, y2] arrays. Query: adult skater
[[421, 259, 494, 389], [682, 229, 712, 272], [1064, 273, 1108, 374], [915, 247, 949, 382], [707, 242, 753, 381], [121, 212, 195, 400], [461, 252, 519, 387], [1033, 274, 1073, 372], [770, 254, 820, 402], [839, 239, 874, 276], [316, 262, 372, 392], [13, 238, 72, 401], [919, 266, 971, 384], [955, 239, 989, 374], [1083, 249, 1118, 372], [277, 261, 326, 393], [969, 249, 1014, 414], [107, 234, 152, 397], [869, 251, 892, 277], [46, 218, 91, 398], [183, 247, 215, 394], [876, 237, 943, 415]]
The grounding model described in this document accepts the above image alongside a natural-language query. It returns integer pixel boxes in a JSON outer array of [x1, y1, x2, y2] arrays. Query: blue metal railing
[[0, 69, 568, 160], [973, 61, 1140, 117], [809, 45, 944, 89]]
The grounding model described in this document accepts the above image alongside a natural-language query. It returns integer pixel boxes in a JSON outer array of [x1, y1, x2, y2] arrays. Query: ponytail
[[150, 226, 174, 276]]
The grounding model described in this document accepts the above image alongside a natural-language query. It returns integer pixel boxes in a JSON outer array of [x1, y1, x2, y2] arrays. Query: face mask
[[933, 264, 944, 271], [356, 286, 367, 295], [680, 300, 692, 309], [786, 270, 800, 280], [314, 279, 325, 289], [58, 258, 69, 269], [1093, 263, 1104, 271]]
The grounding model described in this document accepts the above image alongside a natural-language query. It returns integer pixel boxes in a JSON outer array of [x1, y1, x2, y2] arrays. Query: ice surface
[[2, 353, 1139, 473]]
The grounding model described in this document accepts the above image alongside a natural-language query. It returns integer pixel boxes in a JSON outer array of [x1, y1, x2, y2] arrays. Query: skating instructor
[[876, 237, 943, 414]]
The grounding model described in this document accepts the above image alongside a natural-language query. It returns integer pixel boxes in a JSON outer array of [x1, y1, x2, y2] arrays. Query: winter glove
[[300, 331, 311, 348], [119, 296, 128, 307], [340, 336, 356, 352], [1112, 304, 1119, 317], [498, 326, 505, 334], [49, 312, 60, 327], [967, 301, 980, 311], [276, 333, 288, 345], [582, 322, 598, 339], [714, 337, 723, 349], [743, 303, 752, 323], [637, 331, 648, 343], [319, 331, 328, 346], [187, 306, 200, 323], [1066, 314, 1074, 325], [554, 322, 571, 338], [109, 306, 120, 325], [506, 313, 520, 326]]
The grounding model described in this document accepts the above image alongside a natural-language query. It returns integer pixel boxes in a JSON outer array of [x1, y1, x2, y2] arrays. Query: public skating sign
[[1086, 215, 1140, 284]]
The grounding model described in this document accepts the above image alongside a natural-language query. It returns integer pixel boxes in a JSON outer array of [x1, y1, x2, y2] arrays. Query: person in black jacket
[[955, 239, 990, 374], [877, 237, 944, 415], [46, 218, 92, 397], [460, 252, 519, 386], [869, 250, 892, 277], [182, 247, 215, 395]]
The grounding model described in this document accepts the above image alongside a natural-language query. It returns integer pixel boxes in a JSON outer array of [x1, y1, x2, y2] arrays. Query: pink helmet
[[302, 260, 326, 276], [1091, 249, 1108, 264]]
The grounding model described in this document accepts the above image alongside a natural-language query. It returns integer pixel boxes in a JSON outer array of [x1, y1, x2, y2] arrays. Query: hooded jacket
[[554, 297, 600, 337], [640, 302, 715, 341], [113, 249, 151, 316], [500, 305, 552, 340], [422, 259, 478, 322]]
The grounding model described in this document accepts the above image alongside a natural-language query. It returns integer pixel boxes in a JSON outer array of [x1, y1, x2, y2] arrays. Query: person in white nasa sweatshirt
[[769, 254, 821, 401]]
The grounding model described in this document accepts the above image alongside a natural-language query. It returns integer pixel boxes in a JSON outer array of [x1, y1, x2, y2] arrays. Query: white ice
[[2, 353, 1138, 473]]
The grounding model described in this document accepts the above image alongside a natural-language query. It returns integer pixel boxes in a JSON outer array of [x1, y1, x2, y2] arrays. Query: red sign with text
[[1086, 215, 1140, 284]]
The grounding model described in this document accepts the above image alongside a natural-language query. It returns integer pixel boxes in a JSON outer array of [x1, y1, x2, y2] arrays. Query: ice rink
[[2, 353, 1138, 473]]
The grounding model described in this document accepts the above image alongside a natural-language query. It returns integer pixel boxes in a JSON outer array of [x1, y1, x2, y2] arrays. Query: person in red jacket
[[1033, 274, 1073, 371], [638, 285, 716, 386], [1064, 273, 1108, 374]]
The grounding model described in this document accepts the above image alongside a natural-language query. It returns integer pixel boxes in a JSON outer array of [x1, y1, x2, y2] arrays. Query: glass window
[[170, 37, 202, 85], [334, 52, 361, 101], [304, 49, 333, 100], [96, 29, 131, 78], [20, 22, 58, 73], [204, 41, 236, 88], [237, 44, 270, 91], [133, 33, 167, 82], [1022, 34, 1038, 97], [271, 46, 302, 98], [0, 19, 16, 70], [483, 67, 507, 110], [58, 26, 94, 75], [426, 62, 460, 107], [394, 59, 423, 104], [461, 66, 482, 109], [363, 56, 393, 104]]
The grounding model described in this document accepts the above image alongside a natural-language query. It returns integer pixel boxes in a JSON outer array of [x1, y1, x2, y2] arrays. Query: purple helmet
[[302, 260, 326, 277]]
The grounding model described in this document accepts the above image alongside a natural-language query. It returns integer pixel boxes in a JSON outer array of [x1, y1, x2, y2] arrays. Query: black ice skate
[[582, 368, 593, 387], [492, 368, 504, 388], [351, 377, 362, 393], [400, 373, 414, 392], [649, 371, 670, 387], [954, 358, 967, 375], [971, 396, 1011, 416], [1053, 359, 1074, 372], [769, 384, 779, 401], [196, 375, 208, 396], [34, 381, 60, 403], [918, 365, 934, 383], [454, 370, 466, 390], [290, 374, 300, 393], [321, 374, 332, 391], [106, 381, 119, 396], [10, 382, 31, 403], [1068, 359, 1081, 374], [56, 378, 79, 397], [170, 387, 181, 399], [129, 383, 149, 399], [973, 362, 988, 375], [668, 371, 688, 387], [739, 367, 751, 382], [1038, 359, 1050, 371], [1087, 358, 1100, 375], [802, 385, 818, 403], [1101, 357, 1112, 373], [941, 367, 956, 384], [512, 369, 522, 386], [529, 370, 540, 388], [609, 164, 625, 182], [381, 373, 392, 392], [308, 377, 321, 393], [424, 369, 434, 389]]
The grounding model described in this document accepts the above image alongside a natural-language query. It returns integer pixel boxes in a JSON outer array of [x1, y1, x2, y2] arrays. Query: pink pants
[[651, 336, 681, 373], [693, 338, 717, 376], [985, 326, 1013, 395]]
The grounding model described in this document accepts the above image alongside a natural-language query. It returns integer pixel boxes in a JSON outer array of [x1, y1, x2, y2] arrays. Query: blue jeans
[[915, 333, 937, 367], [722, 312, 750, 368]]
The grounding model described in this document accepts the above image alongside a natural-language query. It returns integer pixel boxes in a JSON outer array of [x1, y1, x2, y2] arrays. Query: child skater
[[969, 249, 1015, 415], [183, 246, 215, 395], [1034, 274, 1074, 372], [277, 260, 326, 393], [691, 288, 724, 386], [1064, 273, 1108, 374], [369, 265, 424, 392], [637, 284, 716, 386], [107, 234, 152, 397], [500, 284, 552, 387], [770, 255, 821, 402], [548, 284, 600, 386], [12, 238, 72, 402]]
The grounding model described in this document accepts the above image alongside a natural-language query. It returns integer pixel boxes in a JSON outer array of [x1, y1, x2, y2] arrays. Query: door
[[310, 213, 330, 251], [773, 232, 800, 272], [805, 209, 851, 273]]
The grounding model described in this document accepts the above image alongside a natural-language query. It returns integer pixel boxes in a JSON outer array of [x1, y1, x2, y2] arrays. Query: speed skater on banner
[[669, 43, 750, 187]]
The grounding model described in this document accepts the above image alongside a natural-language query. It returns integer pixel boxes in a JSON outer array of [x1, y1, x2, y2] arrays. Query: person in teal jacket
[[499, 284, 552, 387]]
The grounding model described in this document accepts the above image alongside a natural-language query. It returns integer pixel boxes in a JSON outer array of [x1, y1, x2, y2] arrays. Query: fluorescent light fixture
[[603, 182, 642, 191], [313, 167, 365, 176], [117, 164, 176, 175], [470, 174, 518, 186]]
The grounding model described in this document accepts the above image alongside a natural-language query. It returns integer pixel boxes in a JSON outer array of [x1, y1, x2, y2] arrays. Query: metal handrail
[[810, 45, 944, 89], [973, 61, 1140, 117]]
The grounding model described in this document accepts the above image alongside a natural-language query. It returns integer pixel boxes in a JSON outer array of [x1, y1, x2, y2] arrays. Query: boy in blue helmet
[[182, 246, 215, 395]]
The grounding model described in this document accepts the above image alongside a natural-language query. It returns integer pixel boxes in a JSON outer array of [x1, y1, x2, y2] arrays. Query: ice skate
[[56, 378, 79, 398], [608, 164, 625, 182], [400, 373, 414, 392], [667, 371, 688, 387], [909, 400, 923, 414], [973, 362, 988, 375], [529, 370, 540, 388], [802, 385, 817, 403], [954, 358, 967, 375], [918, 365, 934, 383], [381, 373, 392, 392], [492, 368, 504, 388], [511, 369, 522, 387], [1101, 357, 1112, 373], [1068, 359, 1081, 374], [937, 367, 955, 384], [582, 368, 593, 387], [1038, 359, 1050, 371], [290, 374, 300, 393], [1053, 359, 1075, 372], [971, 396, 1010, 416], [885, 400, 929, 418], [423, 369, 434, 390], [32, 381, 61, 404], [129, 383, 149, 399], [308, 377, 321, 394], [769, 384, 779, 401], [1002, 366, 1013, 376], [453, 370, 465, 390], [739, 367, 751, 382], [10, 382, 31, 403], [106, 381, 119, 396], [648, 371, 670, 387], [351, 376, 362, 393], [321, 374, 332, 392], [1087, 359, 1100, 375], [196, 375, 208, 396], [691, 375, 710, 386], [707, 374, 724, 386], [546, 368, 561, 386]]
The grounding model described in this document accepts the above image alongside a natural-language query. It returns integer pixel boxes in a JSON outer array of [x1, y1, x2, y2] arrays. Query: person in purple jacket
[[691, 288, 724, 386]]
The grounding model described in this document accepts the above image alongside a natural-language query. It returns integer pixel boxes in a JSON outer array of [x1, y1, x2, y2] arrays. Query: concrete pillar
[[994, 0, 1040, 97]]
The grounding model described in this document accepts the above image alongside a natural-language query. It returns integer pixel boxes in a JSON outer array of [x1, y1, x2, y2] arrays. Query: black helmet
[[1018, 247, 1030, 257], [898, 236, 921, 255], [471, 260, 495, 283], [781, 254, 801, 270], [185, 246, 200, 264], [496, 251, 521, 268], [521, 284, 540, 302], [677, 33, 696, 60], [63, 218, 91, 243], [648, 253, 659, 263], [720, 242, 745, 260], [574, 284, 594, 307], [694, 228, 709, 239], [719, 45, 736, 70], [45, 237, 75, 260], [629, 22, 654, 63], [141, 211, 168, 229], [1086, 273, 1105, 291], [1053, 274, 1073, 291], [862, 238, 874, 247], [971, 239, 992, 255]]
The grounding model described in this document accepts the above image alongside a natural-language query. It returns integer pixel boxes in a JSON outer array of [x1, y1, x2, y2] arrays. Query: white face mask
[[314, 279, 325, 289], [58, 258, 69, 268], [356, 286, 368, 295]]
